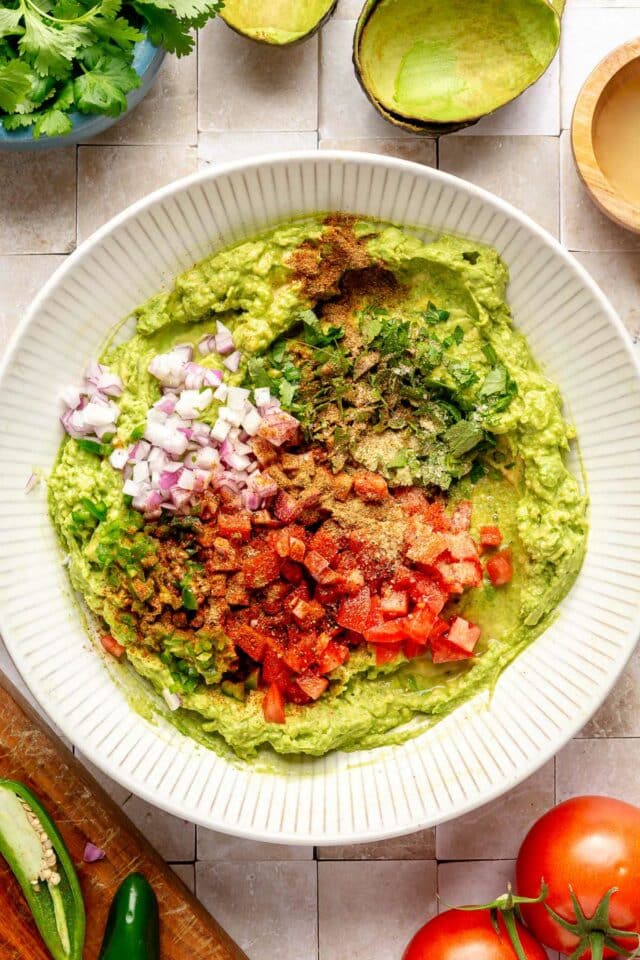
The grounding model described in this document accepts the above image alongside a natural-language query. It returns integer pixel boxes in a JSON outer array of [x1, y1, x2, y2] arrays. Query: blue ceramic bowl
[[0, 38, 166, 151]]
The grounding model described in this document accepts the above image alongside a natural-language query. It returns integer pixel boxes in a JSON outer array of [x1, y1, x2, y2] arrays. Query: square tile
[[440, 135, 560, 237], [560, 130, 640, 251], [198, 828, 313, 860], [456, 52, 560, 137], [77, 145, 197, 241], [0, 255, 65, 349], [438, 860, 516, 909], [196, 861, 317, 960], [319, 19, 412, 139], [436, 760, 554, 860], [171, 862, 195, 893], [0, 150, 76, 255], [561, 6, 640, 129], [320, 138, 436, 166], [86, 52, 197, 146], [318, 828, 435, 860], [122, 794, 195, 861], [198, 20, 318, 132], [319, 860, 437, 960], [575, 251, 640, 344], [557, 739, 640, 804], [199, 131, 317, 167]]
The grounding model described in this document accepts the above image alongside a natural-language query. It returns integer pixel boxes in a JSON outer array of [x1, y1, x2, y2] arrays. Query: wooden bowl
[[572, 39, 640, 233]]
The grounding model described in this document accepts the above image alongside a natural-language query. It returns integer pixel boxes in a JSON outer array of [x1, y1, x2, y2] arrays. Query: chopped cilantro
[[482, 342, 498, 365], [423, 301, 451, 325], [444, 419, 485, 458], [76, 437, 111, 456]]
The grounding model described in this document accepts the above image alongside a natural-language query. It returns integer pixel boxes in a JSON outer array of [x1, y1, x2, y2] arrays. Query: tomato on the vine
[[403, 908, 548, 960], [516, 796, 640, 959]]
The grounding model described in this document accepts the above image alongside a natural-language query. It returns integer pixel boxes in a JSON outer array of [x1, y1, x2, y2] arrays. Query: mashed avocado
[[48, 215, 588, 760]]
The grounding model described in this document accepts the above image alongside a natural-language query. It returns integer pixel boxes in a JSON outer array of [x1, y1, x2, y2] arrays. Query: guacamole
[[48, 215, 588, 760]]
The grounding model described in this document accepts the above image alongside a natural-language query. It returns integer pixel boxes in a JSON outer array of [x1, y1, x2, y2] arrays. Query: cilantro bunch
[[0, 0, 223, 139]]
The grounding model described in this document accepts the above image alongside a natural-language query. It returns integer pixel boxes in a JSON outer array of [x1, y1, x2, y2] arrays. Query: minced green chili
[[0, 780, 85, 960]]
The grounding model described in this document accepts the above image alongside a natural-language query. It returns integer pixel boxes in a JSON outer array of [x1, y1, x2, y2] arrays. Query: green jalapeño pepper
[[0, 780, 85, 960], [99, 872, 160, 960]]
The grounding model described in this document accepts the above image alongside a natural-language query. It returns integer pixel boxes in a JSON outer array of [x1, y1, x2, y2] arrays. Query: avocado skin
[[221, 0, 338, 46]]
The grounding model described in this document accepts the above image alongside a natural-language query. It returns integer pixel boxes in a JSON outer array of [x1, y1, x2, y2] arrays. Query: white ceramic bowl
[[1, 153, 639, 845]]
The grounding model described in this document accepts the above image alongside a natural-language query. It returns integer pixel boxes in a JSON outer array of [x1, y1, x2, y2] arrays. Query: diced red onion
[[198, 334, 217, 356], [175, 388, 213, 419], [123, 478, 143, 497], [162, 688, 182, 711], [226, 452, 252, 471], [132, 461, 150, 483], [223, 350, 241, 372], [83, 842, 105, 863], [241, 489, 262, 511], [60, 384, 82, 408], [25, 472, 38, 493], [170, 487, 193, 510], [129, 440, 151, 462], [211, 418, 231, 442], [109, 448, 128, 470], [253, 387, 271, 407], [226, 386, 250, 410], [213, 383, 228, 402], [83, 400, 120, 428], [154, 394, 177, 415], [242, 407, 262, 436], [214, 321, 235, 356]]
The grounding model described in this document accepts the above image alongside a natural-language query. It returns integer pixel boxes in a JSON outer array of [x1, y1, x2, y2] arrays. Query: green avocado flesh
[[221, 0, 337, 44], [48, 215, 588, 761], [356, 0, 561, 127]]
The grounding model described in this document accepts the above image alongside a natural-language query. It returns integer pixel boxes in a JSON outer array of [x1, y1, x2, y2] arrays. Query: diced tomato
[[395, 486, 429, 516], [445, 532, 478, 561], [226, 572, 250, 606], [250, 509, 282, 528], [280, 559, 304, 584], [403, 640, 426, 660], [447, 616, 481, 654], [262, 684, 286, 724], [258, 410, 300, 448], [424, 500, 451, 532], [380, 590, 409, 618], [480, 525, 503, 548], [486, 547, 513, 586], [376, 643, 402, 666], [428, 617, 449, 643], [285, 583, 311, 610], [297, 675, 329, 700], [365, 594, 384, 630], [288, 534, 306, 562], [243, 548, 281, 588], [364, 619, 407, 644], [310, 527, 340, 562], [261, 580, 292, 614], [336, 586, 371, 634], [274, 490, 300, 523], [353, 470, 389, 502], [339, 568, 366, 594], [435, 558, 482, 593], [405, 525, 449, 567], [330, 472, 353, 501], [271, 528, 291, 558], [217, 511, 252, 540], [304, 550, 338, 584], [314, 583, 342, 605], [291, 598, 324, 625], [100, 634, 125, 659], [228, 623, 268, 662], [431, 635, 473, 664], [401, 605, 438, 643], [249, 437, 278, 467], [319, 640, 349, 673], [408, 575, 448, 613], [451, 499, 473, 532]]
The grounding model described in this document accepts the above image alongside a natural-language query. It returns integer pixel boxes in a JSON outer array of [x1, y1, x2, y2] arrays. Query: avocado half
[[221, 0, 338, 45], [354, 0, 564, 135]]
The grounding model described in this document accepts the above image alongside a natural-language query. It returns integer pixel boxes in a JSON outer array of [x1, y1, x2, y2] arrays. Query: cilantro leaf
[[300, 309, 344, 348], [133, 2, 194, 55], [445, 419, 485, 458], [74, 54, 139, 116], [147, 0, 224, 20], [0, 59, 32, 112], [479, 364, 508, 398], [424, 301, 450, 325], [0, 7, 24, 39], [2, 110, 36, 129], [33, 106, 72, 138], [482, 342, 498, 365], [20, 9, 90, 77]]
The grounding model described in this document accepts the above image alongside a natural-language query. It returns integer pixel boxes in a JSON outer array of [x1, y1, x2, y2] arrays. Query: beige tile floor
[[1, 3, 639, 956]]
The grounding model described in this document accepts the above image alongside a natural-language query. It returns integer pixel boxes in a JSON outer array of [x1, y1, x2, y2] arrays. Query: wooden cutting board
[[0, 672, 248, 960]]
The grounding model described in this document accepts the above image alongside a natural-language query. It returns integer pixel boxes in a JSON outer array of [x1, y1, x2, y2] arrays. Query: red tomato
[[262, 684, 285, 724], [480, 525, 503, 548], [447, 616, 481, 654], [353, 470, 389, 502], [516, 796, 640, 958], [486, 548, 513, 586], [403, 909, 548, 960], [336, 586, 371, 633], [100, 634, 125, 659]]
